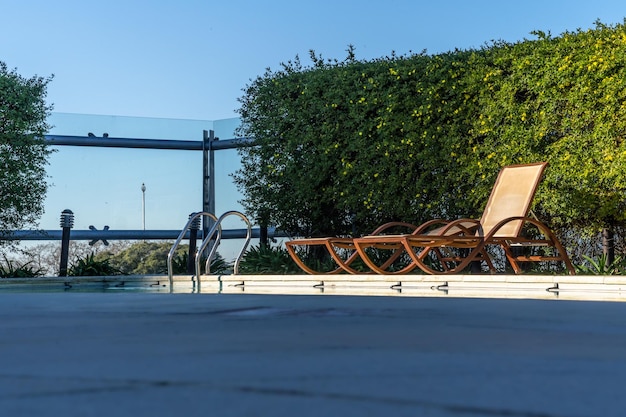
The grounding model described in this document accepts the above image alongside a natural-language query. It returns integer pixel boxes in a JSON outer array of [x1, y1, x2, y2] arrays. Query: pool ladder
[[167, 210, 253, 289]]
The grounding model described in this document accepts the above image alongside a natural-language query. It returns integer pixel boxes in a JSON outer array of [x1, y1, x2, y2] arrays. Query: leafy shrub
[[238, 244, 304, 274], [234, 21, 626, 269], [171, 251, 232, 275], [204, 254, 232, 275], [68, 253, 120, 276], [0, 255, 44, 278], [0, 62, 53, 242], [576, 254, 626, 275]]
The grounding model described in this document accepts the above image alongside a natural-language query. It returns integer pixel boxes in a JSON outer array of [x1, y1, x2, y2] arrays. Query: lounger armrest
[[485, 216, 558, 241]]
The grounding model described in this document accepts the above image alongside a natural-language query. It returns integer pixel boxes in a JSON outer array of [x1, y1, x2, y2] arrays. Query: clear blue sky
[[3, 0, 625, 120], [2, 0, 626, 257]]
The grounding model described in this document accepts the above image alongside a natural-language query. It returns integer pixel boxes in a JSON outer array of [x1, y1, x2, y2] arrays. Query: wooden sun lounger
[[353, 162, 575, 275]]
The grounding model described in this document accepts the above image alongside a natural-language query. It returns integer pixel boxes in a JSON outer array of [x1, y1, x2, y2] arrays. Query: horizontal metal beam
[[44, 135, 254, 150], [211, 137, 255, 150], [1, 228, 286, 241]]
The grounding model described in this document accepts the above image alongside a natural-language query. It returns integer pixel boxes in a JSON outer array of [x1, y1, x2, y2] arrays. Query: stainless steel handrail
[[197, 210, 252, 281], [167, 212, 220, 289]]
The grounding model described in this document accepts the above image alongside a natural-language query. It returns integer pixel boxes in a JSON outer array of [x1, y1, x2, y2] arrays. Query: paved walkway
[[0, 292, 625, 416]]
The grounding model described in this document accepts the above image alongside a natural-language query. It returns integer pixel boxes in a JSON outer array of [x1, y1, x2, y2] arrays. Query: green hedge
[[234, 21, 626, 243]]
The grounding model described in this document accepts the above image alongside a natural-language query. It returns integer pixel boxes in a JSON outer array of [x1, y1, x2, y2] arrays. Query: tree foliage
[[95, 241, 176, 275], [234, 22, 626, 248], [0, 62, 53, 237], [95, 241, 230, 275], [234, 47, 484, 237], [13, 240, 231, 276], [468, 21, 626, 235]]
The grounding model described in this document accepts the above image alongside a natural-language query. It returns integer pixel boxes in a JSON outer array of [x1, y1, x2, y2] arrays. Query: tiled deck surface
[[1, 275, 626, 416]]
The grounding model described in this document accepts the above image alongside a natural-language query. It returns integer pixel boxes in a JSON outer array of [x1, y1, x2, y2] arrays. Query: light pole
[[141, 183, 146, 231]]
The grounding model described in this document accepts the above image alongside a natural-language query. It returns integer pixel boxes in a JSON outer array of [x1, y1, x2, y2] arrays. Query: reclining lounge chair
[[352, 162, 576, 275], [285, 221, 419, 274]]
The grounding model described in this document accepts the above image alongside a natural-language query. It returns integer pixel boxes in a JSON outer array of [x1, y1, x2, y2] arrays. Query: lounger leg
[[285, 243, 344, 275]]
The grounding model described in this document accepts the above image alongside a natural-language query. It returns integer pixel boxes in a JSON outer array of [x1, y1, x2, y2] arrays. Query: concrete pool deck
[[1, 277, 626, 416]]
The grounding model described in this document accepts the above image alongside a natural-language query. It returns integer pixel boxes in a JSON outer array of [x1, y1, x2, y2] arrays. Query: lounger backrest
[[478, 162, 547, 238]]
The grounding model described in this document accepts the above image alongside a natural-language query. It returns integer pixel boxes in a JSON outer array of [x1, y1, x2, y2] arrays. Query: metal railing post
[[202, 130, 217, 253]]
